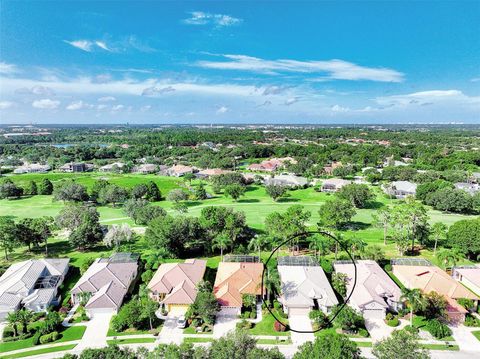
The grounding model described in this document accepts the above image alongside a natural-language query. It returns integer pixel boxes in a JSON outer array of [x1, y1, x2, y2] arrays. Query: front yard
[[248, 309, 290, 336]]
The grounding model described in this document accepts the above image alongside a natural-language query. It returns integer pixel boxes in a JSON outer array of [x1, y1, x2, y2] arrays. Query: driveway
[[450, 324, 480, 354], [157, 312, 185, 344], [213, 313, 238, 338], [364, 317, 407, 342], [288, 314, 314, 345], [75, 311, 114, 350]]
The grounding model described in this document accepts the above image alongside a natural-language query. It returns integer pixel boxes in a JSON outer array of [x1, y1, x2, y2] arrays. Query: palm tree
[[430, 223, 447, 256], [16, 309, 31, 334], [6, 311, 20, 337], [401, 288, 426, 326], [248, 235, 267, 260], [264, 267, 280, 304], [349, 237, 367, 260], [308, 235, 331, 259], [213, 233, 232, 261], [436, 248, 464, 269]]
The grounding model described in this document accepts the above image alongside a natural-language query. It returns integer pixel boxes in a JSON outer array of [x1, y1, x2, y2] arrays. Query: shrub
[[387, 318, 400, 327], [249, 311, 256, 319], [3, 326, 14, 338], [464, 314, 480, 327], [242, 311, 251, 319], [358, 328, 369, 337], [273, 320, 287, 332], [385, 313, 394, 321], [403, 325, 419, 334], [426, 319, 452, 339], [273, 301, 281, 311], [384, 264, 392, 271], [31, 331, 41, 346], [458, 298, 474, 310], [236, 319, 253, 330], [192, 318, 203, 327]]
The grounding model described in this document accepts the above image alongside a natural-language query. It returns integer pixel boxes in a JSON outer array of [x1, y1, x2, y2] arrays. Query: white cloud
[[183, 11, 242, 27], [98, 96, 116, 102], [140, 105, 151, 112], [375, 90, 479, 107], [285, 97, 299, 106], [331, 104, 350, 112], [15, 85, 55, 96], [66, 100, 93, 110], [64, 39, 113, 52], [262, 85, 289, 96], [0, 62, 19, 75], [0, 101, 15, 110], [142, 86, 175, 97], [112, 104, 124, 111], [471, 78, 480, 82], [95, 41, 111, 51], [216, 105, 229, 114], [197, 54, 404, 82], [97, 104, 108, 110], [32, 98, 60, 109], [64, 40, 93, 52]]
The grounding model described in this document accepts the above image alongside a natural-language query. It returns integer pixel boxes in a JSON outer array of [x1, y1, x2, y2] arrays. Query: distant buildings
[[213, 260, 263, 316], [196, 168, 231, 179], [383, 181, 417, 199], [147, 259, 206, 313], [323, 161, 342, 176], [133, 164, 157, 174], [454, 182, 480, 195], [321, 178, 351, 192], [278, 257, 338, 315], [264, 174, 309, 188], [14, 163, 51, 174], [392, 258, 479, 323], [334, 260, 402, 320], [167, 165, 195, 177], [70, 253, 138, 317], [58, 162, 93, 173], [0, 258, 69, 319], [247, 157, 296, 172], [99, 162, 125, 172]]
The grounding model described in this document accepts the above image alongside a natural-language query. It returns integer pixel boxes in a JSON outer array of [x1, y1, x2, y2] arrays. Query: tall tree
[[318, 198, 356, 231], [372, 329, 430, 359], [293, 332, 361, 359], [38, 178, 53, 195], [0, 217, 18, 260], [401, 288, 426, 326], [224, 183, 245, 202], [430, 222, 447, 256]]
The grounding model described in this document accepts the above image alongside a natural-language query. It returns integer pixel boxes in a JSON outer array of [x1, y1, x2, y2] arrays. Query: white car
[[176, 315, 187, 329]]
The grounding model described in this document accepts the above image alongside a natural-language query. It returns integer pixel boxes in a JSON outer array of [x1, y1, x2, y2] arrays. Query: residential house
[[213, 261, 263, 316], [247, 157, 296, 173], [454, 182, 480, 196], [0, 258, 69, 319], [99, 162, 125, 172], [133, 164, 157, 174], [452, 265, 480, 296], [58, 162, 93, 173], [147, 259, 206, 313], [13, 163, 51, 174], [278, 257, 338, 315], [323, 161, 342, 176], [333, 260, 402, 320], [392, 258, 479, 322], [196, 168, 231, 179], [264, 174, 309, 188], [321, 178, 351, 192], [70, 253, 139, 317], [383, 181, 417, 199], [167, 165, 194, 177]]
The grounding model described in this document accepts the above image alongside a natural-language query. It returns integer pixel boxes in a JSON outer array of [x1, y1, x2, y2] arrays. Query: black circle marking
[[260, 230, 358, 333]]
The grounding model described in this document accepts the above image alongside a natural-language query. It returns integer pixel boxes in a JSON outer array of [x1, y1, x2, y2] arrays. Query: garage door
[[218, 307, 239, 317], [87, 308, 116, 318], [288, 307, 311, 316], [363, 309, 385, 320], [168, 305, 188, 316]]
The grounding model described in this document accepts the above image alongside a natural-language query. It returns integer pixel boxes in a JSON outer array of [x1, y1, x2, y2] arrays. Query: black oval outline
[[260, 230, 357, 333]]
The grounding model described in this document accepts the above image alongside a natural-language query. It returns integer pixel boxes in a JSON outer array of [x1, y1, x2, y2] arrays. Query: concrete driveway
[[213, 313, 238, 338], [450, 324, 480, 353], [76, 311, 114, 350], [288, 314, 314, 345], [158, 312, 185, 344], [364, 317, 407, 342]]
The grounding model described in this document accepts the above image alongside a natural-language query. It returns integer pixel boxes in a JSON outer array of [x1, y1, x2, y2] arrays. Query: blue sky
[[0, 1, 479, 124]]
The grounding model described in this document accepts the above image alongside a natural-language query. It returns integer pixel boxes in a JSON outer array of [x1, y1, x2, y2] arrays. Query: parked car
[[176, 315, 187, 329]]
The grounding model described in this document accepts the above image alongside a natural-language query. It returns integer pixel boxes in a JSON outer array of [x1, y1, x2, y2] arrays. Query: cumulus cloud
[[97, 104, 108, 110], [0, 62, 19, 75], [197, 54, 404, 82], [0, 101, 15, 110], [112, 104, 124, 111], [97, 96, 116, 102], [141, 86, 176, 97], [183, 11, 242, 27], [32, 99, 60, 109], [216, 105, 229, 114], [15, 85, 55, 96], [66, 100, 93, 110]]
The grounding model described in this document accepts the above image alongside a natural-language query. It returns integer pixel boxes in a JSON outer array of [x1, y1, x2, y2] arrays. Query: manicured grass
[[183, 337, 214, 343], [473, 330, 480, 342], [183, 326, 212, 335], [353, 341, 373, 348], [106, 338, 156, 345], [256, 338, 292, 345], [248, 309, 289, 336], [0, 326, 86, 353], [106, 328, 152, 337], [420, 344, 459, 351], [2, 344, 77, 358]]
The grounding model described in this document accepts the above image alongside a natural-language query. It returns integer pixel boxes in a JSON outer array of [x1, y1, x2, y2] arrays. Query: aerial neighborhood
[[0, 125, 479, 359]]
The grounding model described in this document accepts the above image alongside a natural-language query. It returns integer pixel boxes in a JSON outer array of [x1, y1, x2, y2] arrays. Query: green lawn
[[106, 338, 156, 345], [256, 338, 292, 345], [106, 327, 153, 337], [248, 309, 290, 336], [420, 344, 459, 351], [354, 341, 373, 348], [1, 344, 77, 359], [183, 337, 214, 343], [473, 330, 480, 342], [0, 326, 86, 353]]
